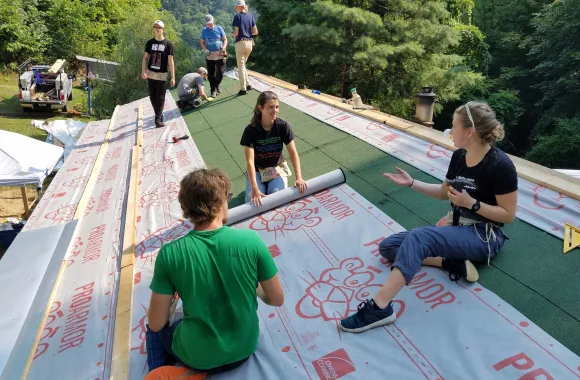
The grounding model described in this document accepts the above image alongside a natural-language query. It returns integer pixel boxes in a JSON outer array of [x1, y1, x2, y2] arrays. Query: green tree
[[250, 0, 481, 118], [528, 0, 580, 138], [526, 118, 580, 169], [0, 0, 49, 65]]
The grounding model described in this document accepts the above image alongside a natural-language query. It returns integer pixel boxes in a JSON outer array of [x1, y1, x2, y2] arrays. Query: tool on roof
[[563, 223, 580, 254], [446, 178, 478, 226], [342, 88, 377, 110]]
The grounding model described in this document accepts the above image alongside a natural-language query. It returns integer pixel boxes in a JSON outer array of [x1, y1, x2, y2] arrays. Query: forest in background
[[1, 0, 578, 168]]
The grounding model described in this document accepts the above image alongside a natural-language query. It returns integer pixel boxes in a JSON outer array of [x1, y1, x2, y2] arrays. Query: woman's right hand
[[251, 186, 266, 207], [383, 167, 413, 187]]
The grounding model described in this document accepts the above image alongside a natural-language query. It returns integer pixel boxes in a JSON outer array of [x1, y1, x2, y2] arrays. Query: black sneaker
[[339, 299, 396, 333], [155, 121, 167, 128], [237, 90, 248, 96], [442, 259, 479, 282], [246, 85, 252, 91]]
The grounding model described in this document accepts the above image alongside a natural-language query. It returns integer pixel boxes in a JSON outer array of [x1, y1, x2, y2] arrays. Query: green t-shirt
[[149, 226, 278, 369]]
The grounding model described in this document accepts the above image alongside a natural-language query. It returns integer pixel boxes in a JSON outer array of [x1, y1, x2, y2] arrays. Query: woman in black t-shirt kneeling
[[240, 91, 307, 207], [340, 101, 518, 334]]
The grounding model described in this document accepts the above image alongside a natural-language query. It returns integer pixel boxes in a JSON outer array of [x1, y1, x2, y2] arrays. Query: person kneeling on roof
[[240, 90, 308, 207], [176, 67, 213, 111], [340, 101, 518, 333], [145, 168, 284, 374]]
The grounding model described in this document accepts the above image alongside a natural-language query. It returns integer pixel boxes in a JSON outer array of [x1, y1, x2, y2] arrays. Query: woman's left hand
[[448, 186, 475, 209], [294, 177, 308, 193]]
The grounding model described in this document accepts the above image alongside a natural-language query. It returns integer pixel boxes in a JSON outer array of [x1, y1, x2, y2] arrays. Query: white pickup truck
[[17, 59, 74, 112]]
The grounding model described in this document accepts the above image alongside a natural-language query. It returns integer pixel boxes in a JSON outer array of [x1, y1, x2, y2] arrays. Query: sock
[[372, 299, 386, 310]]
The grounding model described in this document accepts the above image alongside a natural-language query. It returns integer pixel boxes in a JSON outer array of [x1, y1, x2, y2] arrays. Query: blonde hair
[[454, 101, 505, 145]]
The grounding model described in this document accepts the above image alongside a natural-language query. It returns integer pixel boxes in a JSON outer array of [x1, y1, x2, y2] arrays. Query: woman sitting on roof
[[240, 91, 307, 207], [340, 101, 518, 333]]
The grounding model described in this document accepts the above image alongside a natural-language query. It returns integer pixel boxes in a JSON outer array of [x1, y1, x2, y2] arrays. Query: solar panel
[[75, 55, 120, 82]]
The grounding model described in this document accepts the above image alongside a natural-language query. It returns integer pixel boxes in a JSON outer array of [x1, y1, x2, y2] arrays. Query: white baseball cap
[[153, 20, 165, 28], [205, 14, 214, 25], [234, 0, 246, 7]]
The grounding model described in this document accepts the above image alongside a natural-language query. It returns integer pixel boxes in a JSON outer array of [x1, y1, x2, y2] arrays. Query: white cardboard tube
[[227, 168, 346, 225]]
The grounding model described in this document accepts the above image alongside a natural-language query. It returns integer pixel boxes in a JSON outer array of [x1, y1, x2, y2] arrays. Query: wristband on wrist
[[409, 178, 415, 188]]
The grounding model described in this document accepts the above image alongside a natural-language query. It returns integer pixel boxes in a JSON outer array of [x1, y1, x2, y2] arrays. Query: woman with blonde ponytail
[[340, 101, 519, 334]]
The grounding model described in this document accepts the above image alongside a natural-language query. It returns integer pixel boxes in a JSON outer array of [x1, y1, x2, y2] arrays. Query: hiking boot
[[211, 90, 217, 97], [237, 90, 248, 96], [246, 85, 252, 91], [442, 258, 479, 282], [155, 121, 167, 128], [339, 299, 396, 333]]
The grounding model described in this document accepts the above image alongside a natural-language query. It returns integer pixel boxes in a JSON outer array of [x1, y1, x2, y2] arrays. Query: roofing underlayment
[[1, 72, 579, 380]]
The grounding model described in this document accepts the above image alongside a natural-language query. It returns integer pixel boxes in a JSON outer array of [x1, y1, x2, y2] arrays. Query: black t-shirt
[[240, 119, 295, 169], [445, 146, 518, 222], [145, 38, 174, 73]]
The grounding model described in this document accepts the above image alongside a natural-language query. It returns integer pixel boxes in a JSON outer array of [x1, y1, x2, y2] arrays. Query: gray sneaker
[[211, 90, 217, 97]]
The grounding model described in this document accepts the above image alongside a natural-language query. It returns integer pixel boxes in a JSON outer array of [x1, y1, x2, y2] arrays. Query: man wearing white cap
[[233, 0, 258, 95], [176, 67, 214, 111], [200, 14, 228, 98], [142, 20, 175, 128]]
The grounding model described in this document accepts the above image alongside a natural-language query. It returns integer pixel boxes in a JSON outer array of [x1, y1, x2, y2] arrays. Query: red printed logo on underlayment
[[75, 157, 96, 165], [63, 176, 89, 188], [44, 204, 77, 221], [135, 219, 193, 263], [313, 348, 356, 380], [295, 258, 383, 323], [249, 199, 322, 239], [532, 185, 570, 211], [268, 244, 281, 258], [139, 181, 180, 209], [140, 158, 174, 177], [141, 141, 168, 155], [427, 144, 452, 159]]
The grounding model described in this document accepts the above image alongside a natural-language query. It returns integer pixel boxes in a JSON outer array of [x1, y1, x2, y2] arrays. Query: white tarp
[[225, 71, 580, 241], [32, 118, 87, 169], [0, 129, 63, 186], [556, 169, 580, 180]]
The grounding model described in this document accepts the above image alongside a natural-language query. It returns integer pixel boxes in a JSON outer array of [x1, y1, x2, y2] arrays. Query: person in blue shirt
[[232, 0, 258, 96], [200, 14, 228, 98]]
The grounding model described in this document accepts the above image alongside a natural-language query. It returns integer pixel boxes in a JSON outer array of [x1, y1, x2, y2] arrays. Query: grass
[[0, 71, 96, 140]]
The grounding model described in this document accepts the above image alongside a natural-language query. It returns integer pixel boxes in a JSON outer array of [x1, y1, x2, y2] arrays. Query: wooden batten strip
[[21, 107, 119, 380], [111, 103, 142, 379], [247, 70, 580, 201]]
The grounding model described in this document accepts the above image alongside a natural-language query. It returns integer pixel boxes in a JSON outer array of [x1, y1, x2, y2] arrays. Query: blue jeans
[[245, 171, 288, 203], [146, 319, 250, 374], [379, 224, 506, 284], [146, 320, 183, 371]]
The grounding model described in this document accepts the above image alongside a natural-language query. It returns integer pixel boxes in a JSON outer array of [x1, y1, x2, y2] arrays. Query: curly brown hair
[[178, 168, 231, 225]]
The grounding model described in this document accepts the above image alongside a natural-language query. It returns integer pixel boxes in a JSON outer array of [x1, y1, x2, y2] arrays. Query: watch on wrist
[[471, 199, 481, 212]]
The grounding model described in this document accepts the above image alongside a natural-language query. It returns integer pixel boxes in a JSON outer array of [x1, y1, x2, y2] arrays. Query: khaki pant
[[235, 40, 253, 90]]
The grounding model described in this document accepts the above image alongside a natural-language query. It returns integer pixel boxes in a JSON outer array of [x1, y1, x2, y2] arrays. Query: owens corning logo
[[313, 349, 355, 380]]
